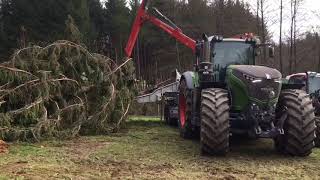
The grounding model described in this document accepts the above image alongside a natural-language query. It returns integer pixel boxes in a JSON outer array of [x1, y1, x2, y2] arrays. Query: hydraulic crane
[[125, 0, 195, 58]]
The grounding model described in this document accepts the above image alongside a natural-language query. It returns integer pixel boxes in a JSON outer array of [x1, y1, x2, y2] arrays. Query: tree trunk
[[173, 0, 181, 71], [317, 33, 320, 72], [293, 0, 297, 73], [318, 35, 320, 72], [289, 0, 294, 74], [260, 0, 266, 61], [134, 0, 141, 79], [256, 0, 260, 36], [279, 0, 283, 73]]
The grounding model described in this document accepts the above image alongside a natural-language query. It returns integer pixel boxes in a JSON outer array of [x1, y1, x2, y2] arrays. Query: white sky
[[244, 0, 320, 42]]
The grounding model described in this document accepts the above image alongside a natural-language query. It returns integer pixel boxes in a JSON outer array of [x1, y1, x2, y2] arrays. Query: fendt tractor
[[286, 72, 320, 146], [125, 0, 316, 156]]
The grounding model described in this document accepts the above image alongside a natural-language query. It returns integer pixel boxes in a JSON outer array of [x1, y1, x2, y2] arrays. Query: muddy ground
[[0, 117, 320, 179], [0, 140, 8, 154]]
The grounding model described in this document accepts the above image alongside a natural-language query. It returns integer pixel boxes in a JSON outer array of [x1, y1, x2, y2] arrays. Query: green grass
[[129, 115, 160, 121], [1, 117, 320, 179]]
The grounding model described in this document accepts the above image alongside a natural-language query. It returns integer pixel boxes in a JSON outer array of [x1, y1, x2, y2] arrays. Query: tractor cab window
[[213, 41, 254, 69]]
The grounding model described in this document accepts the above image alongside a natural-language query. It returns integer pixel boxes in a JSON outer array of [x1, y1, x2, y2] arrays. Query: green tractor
[[125, 0, 316, 156], [178, 36, 315, 156], [286, 72, 320, 147]]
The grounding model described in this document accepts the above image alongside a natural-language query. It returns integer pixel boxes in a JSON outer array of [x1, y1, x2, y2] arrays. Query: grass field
[[1, 117, 320, 179]]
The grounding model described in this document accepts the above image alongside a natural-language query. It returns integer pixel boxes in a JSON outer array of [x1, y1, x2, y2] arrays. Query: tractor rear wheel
[[315, 117, 320, 147], [200, 88, 230, 156], [178, 79, 194, 138], [275, 89, 316, 156]]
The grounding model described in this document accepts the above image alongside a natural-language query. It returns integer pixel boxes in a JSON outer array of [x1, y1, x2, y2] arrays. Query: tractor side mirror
[[202, 34, 211, 63], [269, 46, 275, 58]]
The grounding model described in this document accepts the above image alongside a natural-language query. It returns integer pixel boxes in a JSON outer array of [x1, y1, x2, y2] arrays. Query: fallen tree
[[0, 41, 136, 141]]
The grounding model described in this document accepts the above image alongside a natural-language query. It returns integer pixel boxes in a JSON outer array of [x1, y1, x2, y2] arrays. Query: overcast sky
[[244, 0, 320, 42]]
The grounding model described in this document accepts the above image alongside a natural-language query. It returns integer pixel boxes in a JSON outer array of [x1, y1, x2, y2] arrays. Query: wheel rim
[[179, 93, 186, 127]]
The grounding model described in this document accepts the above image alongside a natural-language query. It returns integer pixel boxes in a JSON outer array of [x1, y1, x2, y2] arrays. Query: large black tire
[[315, 117, 320, 147], [275, 89, 316, 156], [178, 79, 194, 138], [200, 88, 230, 156]]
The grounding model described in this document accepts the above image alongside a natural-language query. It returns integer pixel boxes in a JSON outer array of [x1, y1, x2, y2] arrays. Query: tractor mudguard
[[180, 71, 202, 128], [181, 71, 196, 89], [281, 83, 305, 90]]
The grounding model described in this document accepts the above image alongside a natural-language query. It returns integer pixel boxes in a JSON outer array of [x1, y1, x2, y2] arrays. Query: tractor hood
[[228, 65, 282, 80], [226, 65, 282, 111]]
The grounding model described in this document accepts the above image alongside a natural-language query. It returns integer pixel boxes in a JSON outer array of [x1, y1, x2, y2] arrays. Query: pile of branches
[[0, 41, 135, 141]]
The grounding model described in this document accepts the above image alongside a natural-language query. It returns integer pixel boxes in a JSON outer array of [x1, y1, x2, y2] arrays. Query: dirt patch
[[0, 161, 28, 176], [63, 138, 110, 160], [0, 140, 8, 154], [95, 159, 176, 179]]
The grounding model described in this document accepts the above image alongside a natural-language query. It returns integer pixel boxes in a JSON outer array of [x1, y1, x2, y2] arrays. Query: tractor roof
[[285, 73, 307, 80], [208, 36, 260, 44], [208, 36, 246, 42], [286, 72, 320, 81], [222, 38, 247, 42]]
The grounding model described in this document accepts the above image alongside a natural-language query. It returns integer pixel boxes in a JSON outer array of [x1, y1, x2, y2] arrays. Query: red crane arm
[[144, 14, 196, 52], [124, 0, 148, 57], [125, 0, 196, 57]]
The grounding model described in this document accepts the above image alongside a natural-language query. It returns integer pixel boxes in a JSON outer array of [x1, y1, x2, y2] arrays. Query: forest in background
[[0, 0, 320, 86]]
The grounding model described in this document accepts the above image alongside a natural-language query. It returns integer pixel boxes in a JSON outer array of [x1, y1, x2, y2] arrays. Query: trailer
[[136, 81, 179, 103], [136, 70, 181, 125]]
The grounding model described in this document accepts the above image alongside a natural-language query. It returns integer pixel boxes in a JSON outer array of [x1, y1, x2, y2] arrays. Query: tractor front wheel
[[275, 89, 316, 156], [200, 88, 230, 156]]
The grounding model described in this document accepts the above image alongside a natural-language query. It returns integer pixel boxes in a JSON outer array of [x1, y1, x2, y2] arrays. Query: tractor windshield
[[213, 41, 254, 68]]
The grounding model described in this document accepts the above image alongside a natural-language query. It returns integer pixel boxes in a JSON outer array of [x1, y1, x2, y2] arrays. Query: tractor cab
[[306, 72, 320, 95], [198, 34, 274, 84], [286, 72, 320, 94], [210, 35, 275, 66], [206, 37, 258, 83], [287, 72, 320, 116], [212, 38, 256, 67]]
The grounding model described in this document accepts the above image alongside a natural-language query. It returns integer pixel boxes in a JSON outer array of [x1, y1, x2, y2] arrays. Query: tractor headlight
[[252, 79, 262, 83], [243, 73, 257, 81]]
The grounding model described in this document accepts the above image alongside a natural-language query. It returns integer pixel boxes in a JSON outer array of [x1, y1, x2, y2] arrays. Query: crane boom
[[125, 0, 196, 57]]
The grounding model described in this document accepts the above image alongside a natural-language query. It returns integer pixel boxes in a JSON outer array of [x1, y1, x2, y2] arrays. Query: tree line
[[0, 0, 131, 62], [0, 0, 319, 85]]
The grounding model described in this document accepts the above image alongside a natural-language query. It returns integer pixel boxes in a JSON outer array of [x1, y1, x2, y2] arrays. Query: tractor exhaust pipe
[[202, 34, 211, 63], [199, 34, 214, 86]]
